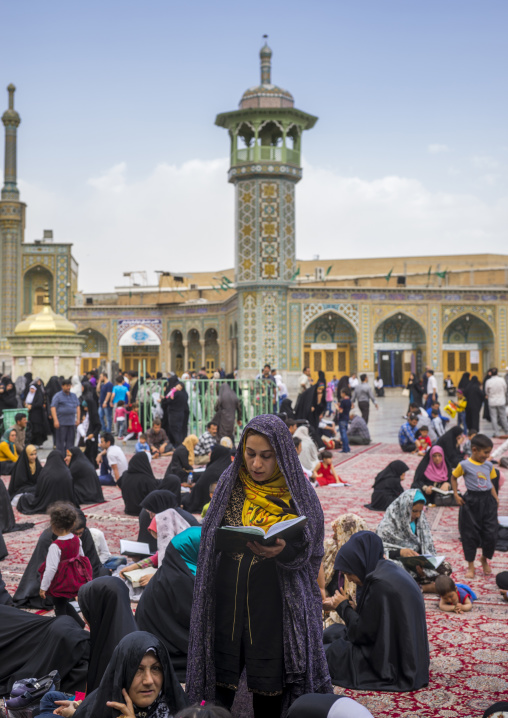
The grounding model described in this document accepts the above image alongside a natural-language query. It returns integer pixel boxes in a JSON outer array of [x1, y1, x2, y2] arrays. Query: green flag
[[290, 267, 300, 282], [384, 267, 394, 283], [325, 265, 333, 276], [436, 270, 447, 279]]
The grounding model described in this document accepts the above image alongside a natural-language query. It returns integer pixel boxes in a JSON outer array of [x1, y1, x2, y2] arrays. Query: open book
[[124, 566, 157, 588], [431, 487, 454, 496], [399, 554, 445, 571], [215, 516, 307, 553]]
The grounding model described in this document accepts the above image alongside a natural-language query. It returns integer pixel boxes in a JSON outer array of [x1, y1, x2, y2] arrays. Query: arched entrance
[[23, 266, 54, 315], [304, 312, 357, 385], [79, 329, 108, 374], [443, 314, 494, 385], [205, 328, 219, 376], [120, 325, 160, 375], [187, 329, 201, 373], [170, 330, 184, 375], [374, 314, 426, 387]]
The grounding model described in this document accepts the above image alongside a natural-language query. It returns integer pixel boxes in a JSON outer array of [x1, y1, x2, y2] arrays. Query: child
[[435, 575, 476, 613], [315, 450, 347, 487], [114, 400, 127, 438], [201, 481, 217, 518], [461, 428, 478, 458], [430, 409, 445, 438], [135, 433, 152, 462], [455, 389, 467, 432], [123, 401, 142, 442], [38, 502, 92, 626], [451, 433, 499, 578], [293, 436, 318, 485], [325, 381, 335, 415], [415, 426, 432, 453], [337, 389, 352, 454]]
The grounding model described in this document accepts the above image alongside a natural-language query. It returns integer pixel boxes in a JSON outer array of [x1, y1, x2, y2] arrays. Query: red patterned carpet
[[2, 443, 508, 718]]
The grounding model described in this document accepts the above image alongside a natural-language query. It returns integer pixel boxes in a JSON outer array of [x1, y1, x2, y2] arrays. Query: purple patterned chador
[[186, 414, 332, 714]]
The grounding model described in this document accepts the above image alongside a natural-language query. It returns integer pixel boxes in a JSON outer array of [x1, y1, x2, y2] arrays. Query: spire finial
[[260, 35, 272, 85], [2, 84, 21, 200]]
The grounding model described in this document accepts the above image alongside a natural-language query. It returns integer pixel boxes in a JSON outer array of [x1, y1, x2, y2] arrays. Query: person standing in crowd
[[407, 373, 424, 407], [110, 375, 130, 414], [299, 366, 313, 394], [424, 369, 439, 408], [348, 373, 359, 391], [373, 376, 384, 397], [51, 378, 80, 457], [352, 374, 378, 424], [485, 368, 508, 438], [12, 412, 27, 455], [214, 383, 241, 442], [98, 372, 113, 433]]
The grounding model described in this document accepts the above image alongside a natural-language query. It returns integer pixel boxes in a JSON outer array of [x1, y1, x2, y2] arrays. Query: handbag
[[401, 388, 410, 397], [5, 670, 60, 717]]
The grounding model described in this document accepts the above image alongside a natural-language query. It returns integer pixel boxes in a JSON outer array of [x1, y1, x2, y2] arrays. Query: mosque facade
[[1, 46, 508, 392]]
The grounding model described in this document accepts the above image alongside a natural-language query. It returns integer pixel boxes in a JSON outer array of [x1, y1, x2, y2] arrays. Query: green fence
[[0, 408, 29, 434], [137, 362, 278, 443]]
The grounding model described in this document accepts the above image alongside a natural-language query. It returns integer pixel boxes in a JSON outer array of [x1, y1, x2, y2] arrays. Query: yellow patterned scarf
[[239, 458, 297, 531]]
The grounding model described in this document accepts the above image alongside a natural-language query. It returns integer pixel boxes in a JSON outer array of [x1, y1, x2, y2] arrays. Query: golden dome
[[14, 294, 77, 336]]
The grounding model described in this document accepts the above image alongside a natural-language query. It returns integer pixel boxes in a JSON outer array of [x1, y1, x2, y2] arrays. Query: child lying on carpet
[[435, 575, 476, 613]]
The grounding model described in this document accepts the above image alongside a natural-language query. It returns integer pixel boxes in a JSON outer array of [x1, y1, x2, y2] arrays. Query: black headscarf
[[136, 528, 202, 681], [68, 447, 105, 504], [334, 531, 384, 609], [137, 490, 199, 551], [74, 631, 189, 718], [81, 381, 101, 435], [16, 450, 78, 515], [0, 605, 89, 694], [458, 372, 471, 390], [78, 577, 138, 694], [46, 376, 62, 405], [118, 452, 158, 516], [0, 383, 17, 410], [365, 461, 409, 512], [294, 384, 327, 429], [182, 445, 232, 514], [0, 481, 16, 533], [279, 397, 295, 420], [8, 446, 42, 498], [483, 703, 508, 718]]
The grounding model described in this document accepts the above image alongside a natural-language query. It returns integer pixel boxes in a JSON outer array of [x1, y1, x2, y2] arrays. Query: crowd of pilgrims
[[0, 370, 507, 718]]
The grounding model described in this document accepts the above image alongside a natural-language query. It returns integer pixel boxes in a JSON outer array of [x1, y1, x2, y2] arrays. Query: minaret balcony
[[235, 146, 300, 166]]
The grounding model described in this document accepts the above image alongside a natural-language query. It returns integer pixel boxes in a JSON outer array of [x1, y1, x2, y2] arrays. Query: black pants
[[401, 443, 417, 453], [52, 596, 85, 628], [358, 401, 370, 424], [459, 491, 498, 562], [216, 686, 283, 718]]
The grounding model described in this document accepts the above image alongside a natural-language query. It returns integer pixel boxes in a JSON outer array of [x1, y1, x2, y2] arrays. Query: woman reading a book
[[186, 414, 332, 717], [322, 531, 429, 692], [411, 446, 452, 504], [376, 489, 452, 592]]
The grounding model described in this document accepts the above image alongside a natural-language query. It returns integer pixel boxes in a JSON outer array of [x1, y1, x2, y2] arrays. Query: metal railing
[[235, 146, 300, 165], [137, 362, 278, 443]]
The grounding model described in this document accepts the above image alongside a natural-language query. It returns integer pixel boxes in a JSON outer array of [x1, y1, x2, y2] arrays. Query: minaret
[[0, 84, 26, 350], [216, 40, 317, 377]]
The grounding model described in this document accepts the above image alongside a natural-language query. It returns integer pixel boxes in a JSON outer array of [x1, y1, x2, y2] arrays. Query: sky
[[1, 0, 507, 292]]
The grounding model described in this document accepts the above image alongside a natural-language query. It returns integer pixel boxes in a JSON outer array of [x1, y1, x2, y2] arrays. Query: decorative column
[[0, 84, 25, 354], [200, 338, 206, 368], [182, 339, 188, 372]]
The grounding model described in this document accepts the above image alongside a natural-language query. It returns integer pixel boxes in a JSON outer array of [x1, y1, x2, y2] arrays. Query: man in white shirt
[[98, 432, 129, 485], [349, 374, 359, 390], [485, 368, 508, 437], [299, 367, 313, 394], [425, 369, 439, 408]]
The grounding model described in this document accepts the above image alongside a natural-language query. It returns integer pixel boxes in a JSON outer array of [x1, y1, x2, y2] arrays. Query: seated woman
[[365, 460, 409, 511], [8, 444, 41, 498], [411, 446, 453, 504], [323, 531, 429, 692], [167, 434, 199, 482], [436, 425, 465, 468], [66, 447, 105, 505], [0, 428, 18, 475], [293, 424, 320, 474], [376, 489, 452, 593], [73, 631, 188, 717], [78, 576, 137, 694], [13, 509, 103, 609], [136, 526, 201, 680], [0, 570, 12, 605], [138, 489, 199, 552], [0, 604, 89, 695], [181, 444, 233, 514], [16, 450, 78, 515], [118, 451, 159, 516], [322, 513, 369, 627]]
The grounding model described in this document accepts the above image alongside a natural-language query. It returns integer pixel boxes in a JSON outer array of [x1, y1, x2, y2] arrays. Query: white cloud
[[13, 158, 508, 293], [471, 155, 500, 170], [427, 144, 450, 154]]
